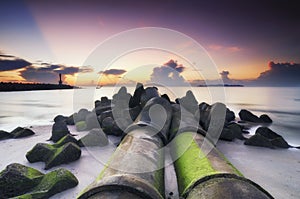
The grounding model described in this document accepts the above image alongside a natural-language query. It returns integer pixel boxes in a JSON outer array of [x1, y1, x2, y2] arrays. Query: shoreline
[[1, 124, 299, 198], [217, 139, 300, 199]]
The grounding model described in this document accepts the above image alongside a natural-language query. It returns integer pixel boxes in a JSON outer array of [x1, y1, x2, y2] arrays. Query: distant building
[[58, 73, 63, 85]]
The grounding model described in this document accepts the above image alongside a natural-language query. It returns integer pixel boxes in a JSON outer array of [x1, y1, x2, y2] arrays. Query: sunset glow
[[1, 0, 299, 86]]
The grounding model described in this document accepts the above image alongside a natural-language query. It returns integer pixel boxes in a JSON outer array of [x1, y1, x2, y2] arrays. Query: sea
[[1, 86, 300, 146]]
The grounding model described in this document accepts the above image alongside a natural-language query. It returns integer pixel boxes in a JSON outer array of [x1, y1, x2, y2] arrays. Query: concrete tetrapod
[[78, 97, 172, 199], [170, 103, 274, 199]]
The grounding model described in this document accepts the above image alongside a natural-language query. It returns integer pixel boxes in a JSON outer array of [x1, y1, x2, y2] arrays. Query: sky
[[0, 0, 300, 86]]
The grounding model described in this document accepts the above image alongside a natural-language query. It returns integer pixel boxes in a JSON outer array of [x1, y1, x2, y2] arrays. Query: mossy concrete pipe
[[170, 103, 274, 199], [78, 97, 172, 199]]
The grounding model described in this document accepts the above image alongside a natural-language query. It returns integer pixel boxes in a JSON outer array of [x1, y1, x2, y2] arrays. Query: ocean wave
[[19, 103, 58, 108], [249, 108, 300, 116], [228, 103, 262, 107]]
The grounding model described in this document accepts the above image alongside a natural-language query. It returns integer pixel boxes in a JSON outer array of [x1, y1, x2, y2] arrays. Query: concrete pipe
[[78, 97, 172, 199], [170, 103, 274, 199]]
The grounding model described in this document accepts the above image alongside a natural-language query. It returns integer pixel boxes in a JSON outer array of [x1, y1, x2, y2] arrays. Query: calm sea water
[[0, 87, 299, 145]]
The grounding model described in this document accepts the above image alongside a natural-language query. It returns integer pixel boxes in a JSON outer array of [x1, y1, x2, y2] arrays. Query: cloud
[[164, 59, 185, 73], [208, 44, 242, 53], [55, 66, 79, 74], [99, 69, 127, 75], [79, 66, 94, 73], [219, 70, 231, 84], [20, 66, 59, 83], [0, 55, 31, 71], [254, 61, 300, 86], [149, 60, 188, 86], [20, 64, 92, 83], [0, 54, 15, 58]]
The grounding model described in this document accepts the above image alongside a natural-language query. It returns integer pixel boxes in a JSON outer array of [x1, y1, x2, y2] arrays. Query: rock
[[0, 163, 44, 198], [140, 87, 159, 106], [225, 108, 235, 123], [10, 126, 24, 135], [199, 109, 210, 131], [102, 117, 123, 136], [0, 130, 10, 140], [100, 96, 111, 106], [102, 117, 114, 130], [94, 105, 112, 116], [98, 110, 113, 124], [244, 134, 274, 148], [129, 83, 144, 108], [238, 109, 262, 123], [26, 136, 81, 169], [94, 100, 101, 107], [259, 114, 272, 123], [200, 103, 226, 132], [66, 114, 75, 125], [10, 127, 35, 138], [95, 97, 111, 108], [26, 143, 54, 163], [113, 86, 132, 103], [52, 134, 78, 148], [245, 127, 290, 148], [13, 168, 78, 199], [45, 143, 81, 170], [177, 90, 199, 114], [53, 115, 67, 123], [49, 121, 70, 142], [129, 105, 141, 121], [161, 94, 171, 103], [220, 127, 235, 141], [85, 112, 100, 130], [78, 128, 108, 147], [199, 102, 210, 111], [227, 123, 246, 140], [256, 127, 290, 148], [75, 121, 87, 131], [74, 108, 90, 123]]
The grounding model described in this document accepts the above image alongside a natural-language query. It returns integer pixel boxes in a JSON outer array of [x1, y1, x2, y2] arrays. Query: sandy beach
[[1, 124, 299, 198], [217, 139, 300, 199]]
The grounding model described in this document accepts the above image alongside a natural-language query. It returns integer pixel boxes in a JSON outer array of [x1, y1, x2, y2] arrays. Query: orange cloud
[[208, 44, 242, 52]]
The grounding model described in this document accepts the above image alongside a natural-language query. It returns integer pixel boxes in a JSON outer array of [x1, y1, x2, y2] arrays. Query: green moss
[[0, 163, 44, 198], [15, 169, 78, 199], [45, 143, 81, 170], [52, 134, 78, 148], [76, 121, 87, 131], [173, 133, 218, 196]]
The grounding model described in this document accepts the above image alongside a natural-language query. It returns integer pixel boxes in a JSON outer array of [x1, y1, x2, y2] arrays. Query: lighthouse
[[58, 73, 63, 85]]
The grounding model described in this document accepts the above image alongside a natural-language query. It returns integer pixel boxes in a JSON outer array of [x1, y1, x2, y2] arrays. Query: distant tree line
[[0, 82, 74, 92]]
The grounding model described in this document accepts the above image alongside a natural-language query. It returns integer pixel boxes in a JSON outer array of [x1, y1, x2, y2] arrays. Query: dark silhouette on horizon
[[58, 73, 63, 85]]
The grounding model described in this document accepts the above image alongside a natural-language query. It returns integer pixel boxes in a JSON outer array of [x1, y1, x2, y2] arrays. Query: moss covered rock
[[78, 128, 108, 147], [16, 168, 78, 199], [76, 121, 87, 131], [52, 134, 78, 148], [0, 163, 44, 198], [26, 137, 81, 170], [45, 142, 81, 170], [26, 143, 54, 163]]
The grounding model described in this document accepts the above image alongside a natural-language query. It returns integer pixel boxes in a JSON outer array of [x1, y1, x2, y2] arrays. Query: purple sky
[[0, 0, 300, 86]]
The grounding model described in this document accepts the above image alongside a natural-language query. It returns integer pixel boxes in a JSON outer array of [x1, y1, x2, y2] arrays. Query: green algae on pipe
[[172, 132, 274, 199], [170, 101, 274, 199], [78, 97, 172, 199]]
